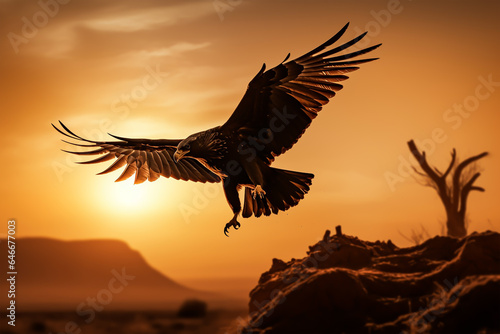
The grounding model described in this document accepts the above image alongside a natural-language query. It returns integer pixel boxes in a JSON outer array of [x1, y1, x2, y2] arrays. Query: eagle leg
[[223, 180, 242, 237], [241, 158, 267, 200], [224, 213, 240, 237]]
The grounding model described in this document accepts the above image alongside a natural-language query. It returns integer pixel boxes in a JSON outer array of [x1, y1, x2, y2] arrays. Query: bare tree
[[407, 140, 488, 238]]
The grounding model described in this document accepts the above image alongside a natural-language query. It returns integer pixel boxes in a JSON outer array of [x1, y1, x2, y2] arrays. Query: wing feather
[[134, 160, 149, 184], [116, 161, 138, 182], [97, 156, 128, 175], [161, 149, 182, 179], [221, 23, 380, 164], [148, 169, 161, 182], [158, 151, 172, 178], [53, 122, 221, 184], [77, 153, 115, 165], [150, 151, 163, 174], [62, 148, 108, 155]]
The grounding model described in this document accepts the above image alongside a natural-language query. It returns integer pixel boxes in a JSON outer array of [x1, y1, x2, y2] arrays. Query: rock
[[249, 269, 368, 334], [403, 275, 500, 334], [235, 230, 500, 334], [323, 229, 331, 241]]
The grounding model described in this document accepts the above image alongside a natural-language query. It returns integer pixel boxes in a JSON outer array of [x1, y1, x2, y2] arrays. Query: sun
[[108, 181, 150, 208], [93, 177, 165, 212]]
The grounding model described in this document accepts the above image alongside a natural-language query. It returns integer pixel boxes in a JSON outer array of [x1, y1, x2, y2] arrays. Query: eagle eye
[[183, 143, 190, 151]]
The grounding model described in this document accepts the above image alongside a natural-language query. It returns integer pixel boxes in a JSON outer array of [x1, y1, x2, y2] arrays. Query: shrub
[[177, 299, 208, 318]]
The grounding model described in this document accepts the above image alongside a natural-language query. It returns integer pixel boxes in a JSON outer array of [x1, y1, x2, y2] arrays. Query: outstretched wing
[[53, 122, 221, 184], [221, 23, 381, 164]]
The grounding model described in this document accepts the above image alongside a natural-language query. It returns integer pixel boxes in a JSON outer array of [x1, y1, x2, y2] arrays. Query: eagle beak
[[174, 150, 187, 163]]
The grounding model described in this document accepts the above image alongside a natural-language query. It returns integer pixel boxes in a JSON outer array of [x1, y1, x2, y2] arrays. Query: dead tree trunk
[[407, 140, 488, 238]]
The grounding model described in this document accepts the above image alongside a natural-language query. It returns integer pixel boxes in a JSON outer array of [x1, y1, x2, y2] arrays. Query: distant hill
[[0, 238, 214, 310]]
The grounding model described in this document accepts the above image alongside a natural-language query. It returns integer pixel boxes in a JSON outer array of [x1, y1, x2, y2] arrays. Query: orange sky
[[1, 0, 499, 283]]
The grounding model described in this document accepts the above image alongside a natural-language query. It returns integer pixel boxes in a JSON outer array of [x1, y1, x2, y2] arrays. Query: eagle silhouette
[[53, 23, 380, 236]]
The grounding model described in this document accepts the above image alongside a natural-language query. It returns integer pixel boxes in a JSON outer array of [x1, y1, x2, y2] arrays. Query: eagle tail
[[242, 168, 314, 218]]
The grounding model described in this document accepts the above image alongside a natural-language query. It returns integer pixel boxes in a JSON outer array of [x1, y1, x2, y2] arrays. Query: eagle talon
[[252, 185, 266, 199], [224, 217, 240, 237]]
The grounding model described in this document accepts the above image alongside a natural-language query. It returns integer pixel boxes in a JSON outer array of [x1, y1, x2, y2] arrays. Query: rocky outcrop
[[235, 229, 500, 334]]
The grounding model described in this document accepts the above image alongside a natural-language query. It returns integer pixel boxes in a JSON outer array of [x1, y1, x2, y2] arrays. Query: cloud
[[2, 0, 214, 59], [82, 2, 214, 32], [114, 41, 211, 67]]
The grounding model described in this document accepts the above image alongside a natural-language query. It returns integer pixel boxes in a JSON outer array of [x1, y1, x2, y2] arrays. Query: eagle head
[[173, 127, 224, 163], [174, 136, 197, 162]]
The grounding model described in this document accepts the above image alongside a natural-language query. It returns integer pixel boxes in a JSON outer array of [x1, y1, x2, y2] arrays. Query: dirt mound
[[234, 229, 500, 334]]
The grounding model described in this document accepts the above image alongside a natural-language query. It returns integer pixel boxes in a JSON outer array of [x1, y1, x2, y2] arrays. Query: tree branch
[[408, 140, 449, 204], [412, 166, 428, 177], [442, 148, 456, 179], [459, 172, 484, 217], [407, 140, 441, 182], [452, 151, 488, 211], [433, 167, 443, 177]]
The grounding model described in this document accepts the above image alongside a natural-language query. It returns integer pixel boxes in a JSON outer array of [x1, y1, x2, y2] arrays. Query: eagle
[[53, 23, 380, 236]]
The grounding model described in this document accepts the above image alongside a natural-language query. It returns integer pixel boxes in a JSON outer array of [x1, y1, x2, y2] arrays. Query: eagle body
[[53, 23, 380, 235], [175, 125, 315, 226]]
